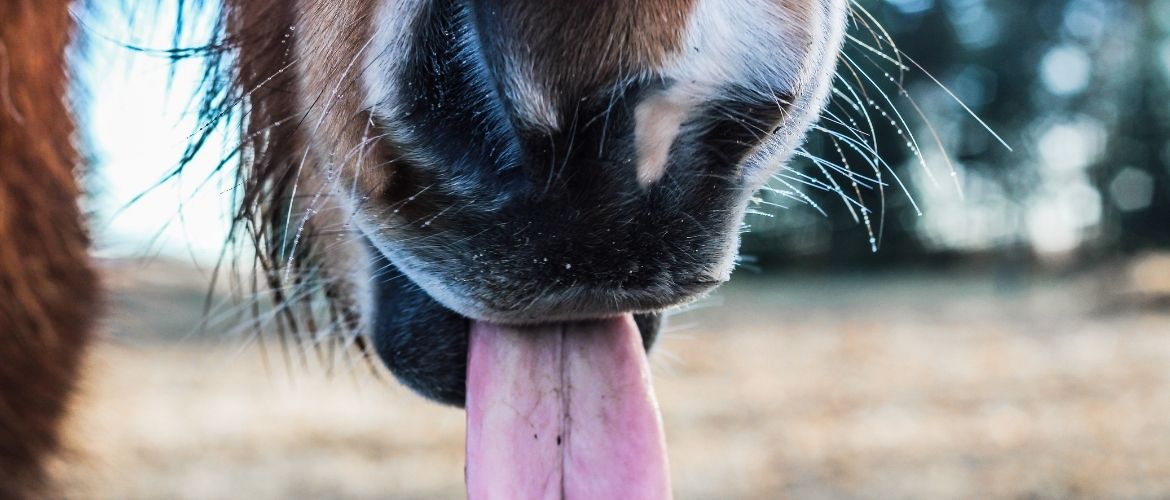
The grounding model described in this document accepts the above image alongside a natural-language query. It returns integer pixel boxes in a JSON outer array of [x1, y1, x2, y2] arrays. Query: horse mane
[[0, 2, 365, 493], [172, 1, 367, 360], [0, 1, 99, 496]]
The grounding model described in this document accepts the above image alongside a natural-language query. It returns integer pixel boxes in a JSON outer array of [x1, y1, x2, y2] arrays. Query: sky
[[81, 2, 232, 264]]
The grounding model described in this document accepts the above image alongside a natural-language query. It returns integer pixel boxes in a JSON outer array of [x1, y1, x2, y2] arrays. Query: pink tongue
[[466, 315, 671, 499]]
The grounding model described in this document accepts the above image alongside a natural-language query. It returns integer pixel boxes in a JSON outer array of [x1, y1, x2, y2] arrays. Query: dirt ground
[[50, 259, 1170, 499]]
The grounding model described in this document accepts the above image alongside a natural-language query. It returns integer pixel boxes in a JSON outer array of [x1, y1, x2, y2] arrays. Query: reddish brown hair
[[0, 0, 99, 497]]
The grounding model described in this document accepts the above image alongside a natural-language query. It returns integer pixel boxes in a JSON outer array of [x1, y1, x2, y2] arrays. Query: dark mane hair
[[165, 1, 369, 365]]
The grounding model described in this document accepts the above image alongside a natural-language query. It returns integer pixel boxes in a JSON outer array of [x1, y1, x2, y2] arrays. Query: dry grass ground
[[50, 259, 1170, 499]]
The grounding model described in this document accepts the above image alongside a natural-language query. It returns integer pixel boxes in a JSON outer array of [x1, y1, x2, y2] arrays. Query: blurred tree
[[1098, 0, 1170, 252], [743, 0, 1169, 269]]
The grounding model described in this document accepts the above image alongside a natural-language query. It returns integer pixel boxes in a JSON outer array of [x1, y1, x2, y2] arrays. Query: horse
[[1, 0, 849, 496]]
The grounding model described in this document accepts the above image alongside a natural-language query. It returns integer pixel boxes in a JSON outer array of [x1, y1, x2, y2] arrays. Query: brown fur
[[475, 0, 698, 102], [0, 0, 99, 497], [293, 0, 390, 198], [212, 0, 371, 348]]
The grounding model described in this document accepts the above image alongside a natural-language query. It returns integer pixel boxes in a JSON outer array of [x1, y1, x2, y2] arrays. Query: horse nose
[[500, 82, 794, 194]]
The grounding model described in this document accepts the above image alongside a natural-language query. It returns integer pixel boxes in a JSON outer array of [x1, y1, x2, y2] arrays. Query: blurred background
[[60, 0, 1170, 498], [748, 0, 1169, 268]]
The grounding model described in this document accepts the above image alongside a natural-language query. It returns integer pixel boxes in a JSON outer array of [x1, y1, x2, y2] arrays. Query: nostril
[[696, 90, 795, 166], [633, 84, 796, 186]]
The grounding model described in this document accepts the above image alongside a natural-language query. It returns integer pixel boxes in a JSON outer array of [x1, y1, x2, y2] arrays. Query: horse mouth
[[367, 241, 707, 396], [367, 240, 685, 496], [389, 250, 724, 324]]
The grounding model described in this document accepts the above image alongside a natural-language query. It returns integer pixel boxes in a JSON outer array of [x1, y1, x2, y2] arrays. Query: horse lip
[[451, 280, 725, 325]]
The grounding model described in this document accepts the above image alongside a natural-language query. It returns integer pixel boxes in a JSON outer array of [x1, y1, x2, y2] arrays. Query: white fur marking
[[666, 0, 811, 93], [501, 60, 560, 130], [634, 90, 699, 186], [364, 0, 427, 138]]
